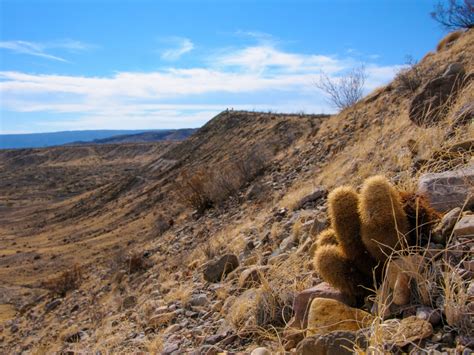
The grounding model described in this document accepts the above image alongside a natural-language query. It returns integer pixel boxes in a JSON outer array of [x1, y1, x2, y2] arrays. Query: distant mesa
[[0, 129, 197, 149]]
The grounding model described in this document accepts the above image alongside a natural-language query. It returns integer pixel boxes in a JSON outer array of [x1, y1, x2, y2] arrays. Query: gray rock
[[433, 207, 462, 243], [417, 164, 474, 212], [203, 254, 239, 283], [294, 187, 327, 210], [44, 299, 61, 312], [416, 306, 442, 326], [250, 347, 271, 355], [453, 214, 474, 238], [190, 293, 209, 307], [409, 63, 465, 127], [296, 330, 365, 355]]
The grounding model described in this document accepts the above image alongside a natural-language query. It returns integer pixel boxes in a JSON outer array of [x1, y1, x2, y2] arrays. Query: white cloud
[[160, 37, 194, 61], [1, 41, 402, 133], [0, 39, 93, 62]]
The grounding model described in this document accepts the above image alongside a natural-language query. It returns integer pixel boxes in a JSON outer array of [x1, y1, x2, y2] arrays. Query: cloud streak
[[160, 37, 194, 61], [0, 39, 93, 62]]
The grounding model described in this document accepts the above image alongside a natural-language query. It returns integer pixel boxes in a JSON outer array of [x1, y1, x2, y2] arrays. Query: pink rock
[[292, 282, 355, 329]]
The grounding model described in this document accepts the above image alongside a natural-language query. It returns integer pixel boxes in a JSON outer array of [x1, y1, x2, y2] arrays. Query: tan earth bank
[[0, 30, 473, 354]]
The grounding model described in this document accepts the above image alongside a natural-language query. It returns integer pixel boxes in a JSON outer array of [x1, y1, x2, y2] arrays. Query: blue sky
[[0, 0, 446, 133]]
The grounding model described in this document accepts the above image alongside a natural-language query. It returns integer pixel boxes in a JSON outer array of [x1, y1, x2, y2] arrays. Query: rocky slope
[[0, 30, 473, 353]]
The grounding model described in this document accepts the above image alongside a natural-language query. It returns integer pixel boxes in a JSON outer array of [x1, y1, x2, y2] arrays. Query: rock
[[250, 347, 272, 355], [279, 235, 297, 251], [416, 306, 441, 326], [453, 215, 474, 238], [392, 272, 411, 306], [294, 188, 327, 210], [409, 62, 465, 127], [238, 266, 269, 289], [190, 294, 209, 307], [296, 330, 365, 355], [63, 330, 85, 343], [162, 341, 180, 355], [292, 282, 355, 329], [433, 207, 462, 243], [122, 295, 137, 310], [307, 298, 374, 336], [417, 164, 474, 212], [380, 316, 433, 347], [148, 311, 177, 328], [203, 254, 239, 283], [44, 299, 61, 312]]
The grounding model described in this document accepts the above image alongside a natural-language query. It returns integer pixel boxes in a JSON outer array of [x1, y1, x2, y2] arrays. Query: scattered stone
[[250, 347, 272, 355], [433, 207, 462, 243], [309, 217, 329, 236], [63, 330, 85, 343], [162, 341, 180, 355], [417, 164, 474, 212], [238, 266, 269, 289], [409, 62, 465, 127], [190, 294, 209, 307], [416, 306, 442, 326], [293, 187, 327, 210], [292, 282, 355, 329], [44, 299, 61, 312], [203, 254, 239, 283], [148, 311, 177, 328], [453, 215, 474, 238], [380, 316, 433, 347], [306, 298, 374, 336]]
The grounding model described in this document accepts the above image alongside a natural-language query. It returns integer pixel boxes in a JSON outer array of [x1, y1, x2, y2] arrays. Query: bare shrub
[[395, 56, 424, 94], [175, 169, 213, 214], [126, 251, 150, 274], [176, 147, 269, 212], [431, 0, 474, 30], [316, 65, 367, 111], [43, 264, 82, 297]]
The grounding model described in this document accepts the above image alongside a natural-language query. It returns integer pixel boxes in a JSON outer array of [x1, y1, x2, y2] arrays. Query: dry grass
[[163, 283, 192, 306], [437, 30, 464, 52]]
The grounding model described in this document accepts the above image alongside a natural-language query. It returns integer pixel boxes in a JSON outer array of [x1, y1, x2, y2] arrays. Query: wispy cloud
[[160, 37, 194, 61], [0, 39, 93, 62], [1, 37, 402, 133]]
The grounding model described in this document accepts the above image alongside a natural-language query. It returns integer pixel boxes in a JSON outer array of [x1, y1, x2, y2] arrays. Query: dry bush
[[175, 147, 269, 213], [395, 56, 424, 94], [175, 169, 213, 214], [43, 264, 82, 297], [431, 0, 473, 30], [126, 251, 150, 274], [316, 65, 367, 111]]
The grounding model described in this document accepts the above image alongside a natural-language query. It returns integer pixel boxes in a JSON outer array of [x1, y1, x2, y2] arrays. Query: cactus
[[328, 186, 377, 276], [314, 176, 437, 299], [314, 244, 372, 297], [359, 176, 409, 262], [316, 229, 338, 248]]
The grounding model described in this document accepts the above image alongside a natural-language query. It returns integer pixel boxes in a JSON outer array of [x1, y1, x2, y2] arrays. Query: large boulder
[[417, 164, 474, 212], [203, 254, 239, 283], [306, 298, 374, 336], [409, 63, 465, 127]]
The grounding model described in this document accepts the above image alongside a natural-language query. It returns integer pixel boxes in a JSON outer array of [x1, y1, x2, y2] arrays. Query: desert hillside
[[0, 29, 473, 354]]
